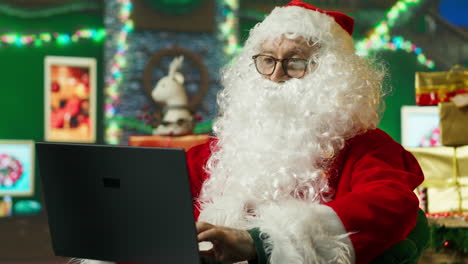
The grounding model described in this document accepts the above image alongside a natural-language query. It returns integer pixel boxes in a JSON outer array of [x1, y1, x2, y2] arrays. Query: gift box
[[128, 134, 211, 151], [415, 65, 468, 106], [439, 102, 468, 146], [408, 146, 468, 213]]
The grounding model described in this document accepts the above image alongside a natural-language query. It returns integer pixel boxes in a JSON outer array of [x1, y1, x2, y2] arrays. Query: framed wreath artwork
[[0, 140, 34, 197], [44, 56, 97, 143]]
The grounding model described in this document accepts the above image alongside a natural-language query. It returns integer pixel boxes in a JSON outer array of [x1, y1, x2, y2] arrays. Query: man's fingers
[[198, 227, 224, 243], [196, 221, 214, 234]]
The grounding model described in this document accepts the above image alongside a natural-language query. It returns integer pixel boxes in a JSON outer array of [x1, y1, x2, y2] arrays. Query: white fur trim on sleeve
[[252, 200, 355, 264], [73, 259, 115, 264]]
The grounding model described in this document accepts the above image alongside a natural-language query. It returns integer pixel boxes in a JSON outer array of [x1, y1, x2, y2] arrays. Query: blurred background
[[0, 0, 467, 263]]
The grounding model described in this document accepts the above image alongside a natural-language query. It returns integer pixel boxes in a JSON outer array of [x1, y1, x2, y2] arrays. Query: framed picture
[[0, 140, 34, 197], [44, 56, 96, 143], [401, 106, 440, 147]]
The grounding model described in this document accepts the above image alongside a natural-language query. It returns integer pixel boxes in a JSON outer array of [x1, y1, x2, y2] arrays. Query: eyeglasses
[[252, 54, 310, 78]]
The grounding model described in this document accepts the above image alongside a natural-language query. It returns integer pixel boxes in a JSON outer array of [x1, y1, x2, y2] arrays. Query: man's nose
[[269, 64, 290, 83]]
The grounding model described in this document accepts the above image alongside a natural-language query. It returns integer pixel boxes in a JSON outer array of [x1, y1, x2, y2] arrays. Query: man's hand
[[196, 222, 257, 263]]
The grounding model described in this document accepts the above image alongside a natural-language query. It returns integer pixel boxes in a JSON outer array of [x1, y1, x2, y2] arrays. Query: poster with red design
[[44, 56, 96, 143], [0, 140, 34, 196]]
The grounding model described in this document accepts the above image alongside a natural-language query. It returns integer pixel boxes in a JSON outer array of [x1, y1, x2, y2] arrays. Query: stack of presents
[[407, 66, 468, 263]]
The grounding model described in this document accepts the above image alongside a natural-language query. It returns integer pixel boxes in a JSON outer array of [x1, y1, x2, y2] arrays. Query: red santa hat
[[244, 0, 356, 55], [285, 0, 354, 36]]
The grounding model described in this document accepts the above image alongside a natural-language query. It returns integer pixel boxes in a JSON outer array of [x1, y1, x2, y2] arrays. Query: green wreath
[[143, 0, 205, 15]]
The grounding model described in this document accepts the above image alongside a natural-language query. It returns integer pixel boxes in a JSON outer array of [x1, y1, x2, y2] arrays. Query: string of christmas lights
[[219, 0, 242, 57], [427, 212, 468, 221], [104, 0, 134, 145], [0, 28, 106, 47], [355, 0, 435, 69]]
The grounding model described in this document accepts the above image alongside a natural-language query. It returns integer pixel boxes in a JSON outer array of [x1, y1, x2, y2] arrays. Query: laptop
[[36, 142, 201, 264]]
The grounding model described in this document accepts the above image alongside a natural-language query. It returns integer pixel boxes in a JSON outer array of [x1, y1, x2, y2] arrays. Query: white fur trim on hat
[[246, 6, 355, 55]]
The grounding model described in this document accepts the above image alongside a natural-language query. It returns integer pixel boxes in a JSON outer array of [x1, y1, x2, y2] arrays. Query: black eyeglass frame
[[252, 54, 310, 78]]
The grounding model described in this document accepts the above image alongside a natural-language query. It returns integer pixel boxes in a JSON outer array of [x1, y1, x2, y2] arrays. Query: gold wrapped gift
[[415, 65, 468, 105], [439, 102, 468, 146], [407, 146, 468, 213]]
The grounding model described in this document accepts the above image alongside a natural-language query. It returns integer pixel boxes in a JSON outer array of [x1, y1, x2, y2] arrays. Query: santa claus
[[82, 1, 425, 264], [188, 1, 425, 263]]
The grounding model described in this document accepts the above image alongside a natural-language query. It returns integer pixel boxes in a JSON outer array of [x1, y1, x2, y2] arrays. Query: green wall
[[0, 12, 104, 203], [377, 50, 435, 143]]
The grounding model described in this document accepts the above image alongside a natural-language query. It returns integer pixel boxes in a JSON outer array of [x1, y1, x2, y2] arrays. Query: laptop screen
[[36, 142, 200, 264]]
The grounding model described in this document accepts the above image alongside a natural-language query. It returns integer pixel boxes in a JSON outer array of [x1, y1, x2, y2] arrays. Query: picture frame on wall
[[44, 56, 96, 143], [401, 106, 440, 148], [0, 140, 35, 197]]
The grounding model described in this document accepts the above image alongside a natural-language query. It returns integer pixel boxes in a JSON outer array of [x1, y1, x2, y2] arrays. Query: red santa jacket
[[186, 128, 424, 264]]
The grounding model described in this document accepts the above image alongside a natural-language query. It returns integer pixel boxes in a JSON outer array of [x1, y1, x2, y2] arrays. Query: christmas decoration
[[219, 0, 241, 57], [0, 28, 106, 47], [439, 102, 468, 146], [104, 0, 134, 145], [0, 154, 23, 188], [408, 146, 468, 213], [355, 0, 436, 69], [141, 46, 211, 129], [427, 212, 468, 221], [443, 240, 453, 248], [415, 65, 468, 105], [151, 56, 194, 136]]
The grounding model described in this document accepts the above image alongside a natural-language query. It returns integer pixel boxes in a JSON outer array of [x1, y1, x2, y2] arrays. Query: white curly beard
[[198, 57, 382, 263], [198, 53, 384, 229]]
